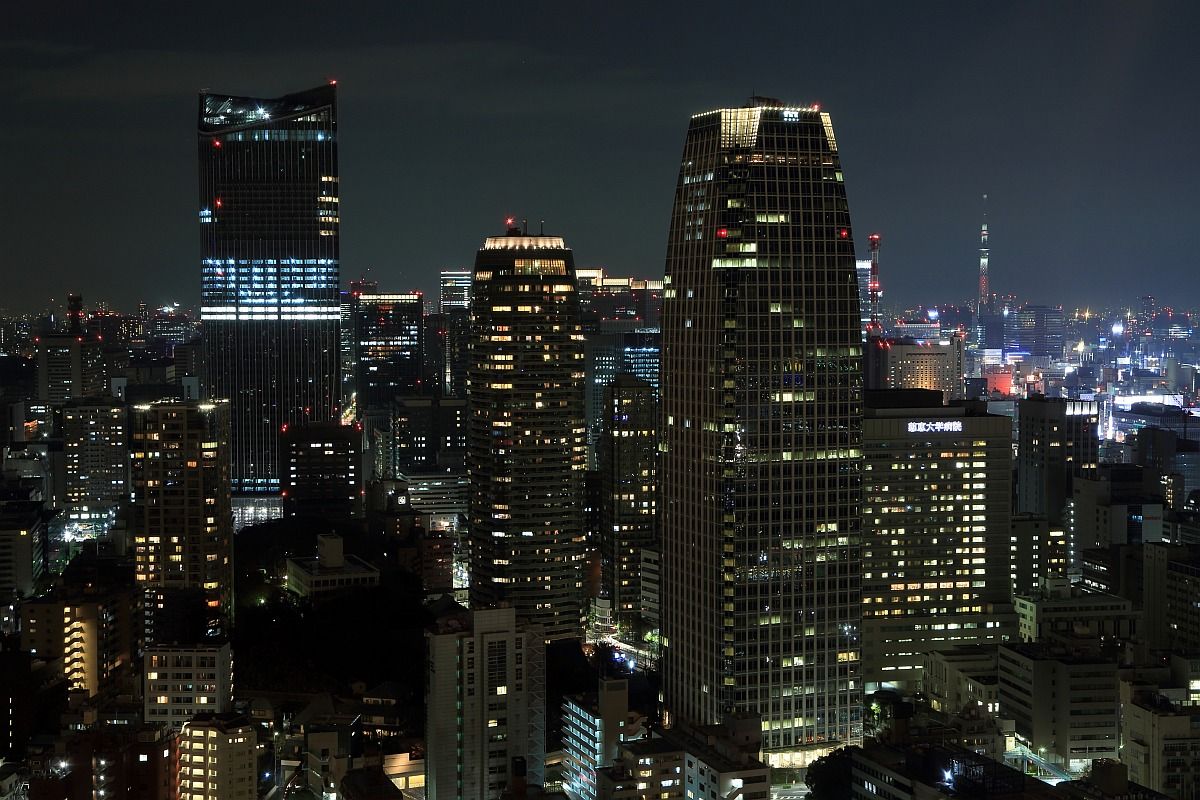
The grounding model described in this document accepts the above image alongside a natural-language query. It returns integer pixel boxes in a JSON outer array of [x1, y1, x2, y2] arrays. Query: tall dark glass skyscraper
[[660, 99, 863, 767], [467, 224, 587, 641], [198, 84, 340, 493]]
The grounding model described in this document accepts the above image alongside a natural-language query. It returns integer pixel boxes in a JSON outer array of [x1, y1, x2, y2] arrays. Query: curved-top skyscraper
[[467, 223, 587, 641], [660, 99, 863, 767], [198, 84, 340, 493]]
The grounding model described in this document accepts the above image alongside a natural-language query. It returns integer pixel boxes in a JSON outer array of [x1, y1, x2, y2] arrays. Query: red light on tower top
[[505, 216, 516, 227]]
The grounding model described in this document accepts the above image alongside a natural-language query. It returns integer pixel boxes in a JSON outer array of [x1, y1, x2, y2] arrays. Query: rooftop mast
[[866, 233, 882, 337]]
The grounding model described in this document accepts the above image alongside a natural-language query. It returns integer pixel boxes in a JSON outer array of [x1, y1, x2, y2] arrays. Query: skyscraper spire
[[978, 193, 990, 311]]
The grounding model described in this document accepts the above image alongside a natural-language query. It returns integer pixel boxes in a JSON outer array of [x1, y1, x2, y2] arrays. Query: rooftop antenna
[[540, 219, 545, 235], [522, 218, 528, 235], [866, 234, 883, 337]]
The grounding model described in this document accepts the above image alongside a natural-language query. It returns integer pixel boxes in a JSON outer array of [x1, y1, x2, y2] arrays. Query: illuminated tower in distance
[[978, 194, 990, 311]]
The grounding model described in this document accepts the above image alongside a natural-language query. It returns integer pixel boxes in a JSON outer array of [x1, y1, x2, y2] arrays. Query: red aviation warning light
[[212, 138, 221, 148], [716, 228, 729, 238], [839, 228, 849, 239]]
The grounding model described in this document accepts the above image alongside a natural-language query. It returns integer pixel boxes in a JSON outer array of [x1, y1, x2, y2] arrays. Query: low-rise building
[[179, 713, 256, 800], [1012, 577, 1138, 644], [1119, 655, 1200, 799], [850, 742, 1055, 800], [594, 716, 768, 800], [997, 643, 1119, 773], [562, 678, 645, 800], [285, 534, 379, 601], [922, 645, 1000, 716]]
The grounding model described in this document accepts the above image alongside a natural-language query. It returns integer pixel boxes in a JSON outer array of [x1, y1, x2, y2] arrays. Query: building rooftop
[[185, 712, 251, 732], [287, 553, 379, 577], [620, 725, 765, 775], [1000, 642, 1117, 666]]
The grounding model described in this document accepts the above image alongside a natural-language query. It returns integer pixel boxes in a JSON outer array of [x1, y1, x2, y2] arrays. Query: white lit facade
[[861, 399, 1016, 692], [180, 713, 256, 800]]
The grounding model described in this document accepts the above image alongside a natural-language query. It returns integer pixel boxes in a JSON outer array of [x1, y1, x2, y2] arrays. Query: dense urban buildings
[[198, 84, 341, 493], [466, 223, 587, 642], [4, 31, 1200, 800], [660, 98, 863, 768]]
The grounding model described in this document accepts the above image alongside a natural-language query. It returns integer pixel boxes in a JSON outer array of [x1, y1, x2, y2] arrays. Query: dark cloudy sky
[[4, 1, 1198, 314]]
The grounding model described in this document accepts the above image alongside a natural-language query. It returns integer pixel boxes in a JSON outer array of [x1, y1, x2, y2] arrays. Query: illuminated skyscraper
[[198, 84, 340, 493], [599, 375, 657, 636], [437, 270, 473, 398], [660, 99, 863, 765], [467, 223, 586, 641], [439, 270, 473, 313]]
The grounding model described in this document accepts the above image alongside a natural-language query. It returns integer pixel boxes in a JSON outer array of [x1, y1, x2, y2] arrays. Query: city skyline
[[6, 2, 1200, 312], [6, 9, 1200, 799]]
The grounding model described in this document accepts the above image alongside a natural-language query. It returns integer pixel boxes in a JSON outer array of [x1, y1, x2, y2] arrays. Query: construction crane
[[866, 233, 883, 337]]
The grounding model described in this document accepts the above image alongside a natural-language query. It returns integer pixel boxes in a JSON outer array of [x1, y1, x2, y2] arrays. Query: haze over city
[[6, 1, 1199, 311]]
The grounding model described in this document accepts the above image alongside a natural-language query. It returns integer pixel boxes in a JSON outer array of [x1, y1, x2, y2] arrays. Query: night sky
[[5, 1, 1199, 314]]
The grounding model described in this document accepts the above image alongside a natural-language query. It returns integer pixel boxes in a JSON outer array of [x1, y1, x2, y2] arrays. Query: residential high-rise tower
[[129, 400, 234, 625], [467, 223, 586, 641], [198, 84, 340, 493], [660, 99, 863, 766]]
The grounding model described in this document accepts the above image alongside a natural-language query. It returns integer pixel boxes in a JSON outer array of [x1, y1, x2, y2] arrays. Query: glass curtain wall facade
[[467, 227, 587, 641], [354, 293, 424, 410], [198, 84, 340, 493], [660, 100, 864, 766]]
